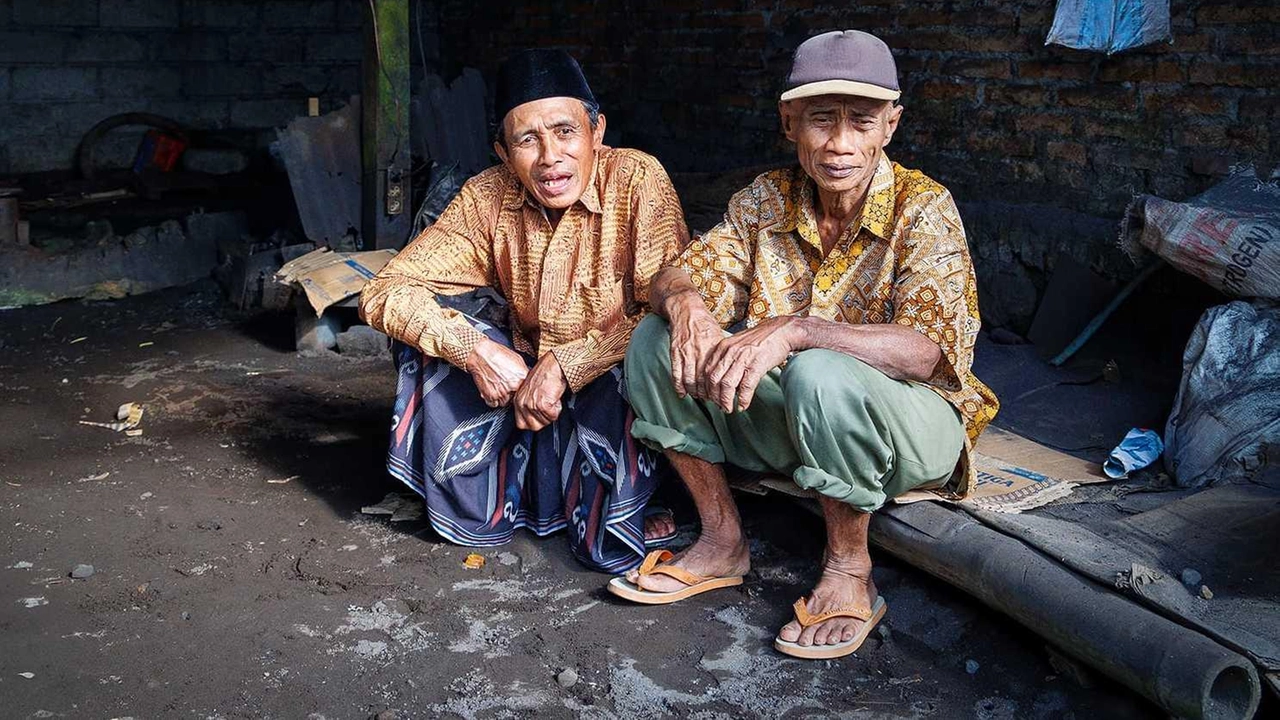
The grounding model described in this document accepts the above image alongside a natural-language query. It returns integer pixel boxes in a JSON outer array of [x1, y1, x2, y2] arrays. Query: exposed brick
[[182, 0, 260, 28], [0, 68, 9, 100], [306, 32, 363, 63], [1015, 113, 1073, 136], [100, 66, 181, 98], [263, 0, 336, 29], [942, 57, 1012, 80], [1093, 144, 1164, 172], [228, 33, 305, 63], [1097, 58, 1184, 83], [183, 65, 262, 97], [152, 32, 227, 62], [13, 0, 96, 26], [337, 0, 365, 28], [65, 31, 149, 63], [1217, 28, 1280, 56], [1046, 141, 1087, 165], [1058, 86, 1138, 112], [147, 99, 230, 128], [101, 0, 177, 27], [1142, 89, 1233, 116], [968, 133, 1035, 158], [1195, 5, 1280, 24], [230, 98, 308, 128], [1016, 60, 1094, 82], [986, 85, 1048, 108], [1189, 153, 1233, 177], [0, 30, 68, 62], [264, 65, 359, 97], [1188, 60, 1279, 88], [1082, 118, 1160, 145], [12, 66, 97, 101], [913, 80, 977, 102]]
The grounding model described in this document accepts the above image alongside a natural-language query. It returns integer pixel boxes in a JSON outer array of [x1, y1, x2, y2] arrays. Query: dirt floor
[[1, 281, 1161, 719]]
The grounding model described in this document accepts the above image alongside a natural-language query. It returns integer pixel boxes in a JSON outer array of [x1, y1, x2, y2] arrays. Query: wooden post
[[362, 0, 412, 250]]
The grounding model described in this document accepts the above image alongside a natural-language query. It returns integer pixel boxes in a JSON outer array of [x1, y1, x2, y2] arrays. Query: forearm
[[359, 280, 485, 368], [649, 267, 707, 321], [787, 316, 942, 383]]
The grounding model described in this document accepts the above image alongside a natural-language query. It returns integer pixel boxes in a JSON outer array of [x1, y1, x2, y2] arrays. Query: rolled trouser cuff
[[792, 465, 886, 513], [629, 419, 727, 465]]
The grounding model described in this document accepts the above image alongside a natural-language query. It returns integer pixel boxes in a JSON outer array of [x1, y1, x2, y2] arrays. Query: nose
[[537, 136, 564, 167], [826, 121, 858, 155]]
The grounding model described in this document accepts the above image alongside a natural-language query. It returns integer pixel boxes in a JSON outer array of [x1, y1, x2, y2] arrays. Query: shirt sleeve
[[550, 158, 691, 392], [674, 185, 756, 328], [358, 175, 498, 369], [890, 189, 980, 393]]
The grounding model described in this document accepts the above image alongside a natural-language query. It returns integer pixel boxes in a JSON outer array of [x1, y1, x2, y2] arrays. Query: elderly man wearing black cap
[[611, 31, 999, 659], [360, 50, 690, 573]]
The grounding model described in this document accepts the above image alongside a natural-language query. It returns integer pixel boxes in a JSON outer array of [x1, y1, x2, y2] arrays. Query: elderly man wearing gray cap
[[610, 31, 999, 659], [361, 49, 690, 574]]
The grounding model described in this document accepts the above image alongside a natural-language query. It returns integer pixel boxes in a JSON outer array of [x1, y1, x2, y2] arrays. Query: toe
[[778, 619, 802, 643], [798, 624, 820, 647]]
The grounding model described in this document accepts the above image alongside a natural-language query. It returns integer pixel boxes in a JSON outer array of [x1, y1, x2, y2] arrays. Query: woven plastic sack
[[1123, 168, 1280, 299], [1164, 301, 1280, 489], [1047, 0, 1172, 54]]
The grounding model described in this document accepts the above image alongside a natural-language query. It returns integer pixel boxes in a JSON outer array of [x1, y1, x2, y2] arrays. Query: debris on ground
[[965, 659, 980, 675], [1180, 568, 1202, 588], [79, 402, 144, 433], [556, 668, 579, 688], [70, 564, 95, 579], [463, 554, 485, 569], [335, 325, 390, 358]]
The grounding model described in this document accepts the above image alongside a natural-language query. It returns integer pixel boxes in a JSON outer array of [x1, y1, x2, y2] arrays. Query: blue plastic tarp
[[1046, 0, 1172, 54]]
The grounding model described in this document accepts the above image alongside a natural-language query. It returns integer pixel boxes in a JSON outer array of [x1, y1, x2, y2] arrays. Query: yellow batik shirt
[[677, 155, 999, 497], [360, 147, 690, 392]]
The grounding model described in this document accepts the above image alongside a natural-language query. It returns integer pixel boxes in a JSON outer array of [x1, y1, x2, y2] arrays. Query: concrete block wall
[[0, 0, 364, 173], [425, 0, 1278, 328]]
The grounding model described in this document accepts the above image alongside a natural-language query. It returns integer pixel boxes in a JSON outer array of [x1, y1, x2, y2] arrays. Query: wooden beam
[[362, 0, 412, 250]]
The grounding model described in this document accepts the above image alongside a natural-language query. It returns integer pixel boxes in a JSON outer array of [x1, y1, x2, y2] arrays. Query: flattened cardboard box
[[276, 248, 397, 316]]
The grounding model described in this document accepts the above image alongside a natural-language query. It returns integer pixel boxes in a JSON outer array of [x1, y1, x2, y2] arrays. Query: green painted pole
[[362, 0, 412, 250]]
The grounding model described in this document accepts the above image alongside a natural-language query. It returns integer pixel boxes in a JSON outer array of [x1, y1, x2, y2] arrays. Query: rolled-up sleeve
[[358, 175, 498, 368]]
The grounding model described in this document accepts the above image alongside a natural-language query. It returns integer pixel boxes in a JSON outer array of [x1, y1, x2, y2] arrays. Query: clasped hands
[[667, 293, 798, 414], [464, 339, 567, 432]]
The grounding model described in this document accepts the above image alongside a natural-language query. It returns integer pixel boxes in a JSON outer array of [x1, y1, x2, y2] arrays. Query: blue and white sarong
[[385, 317, 662, 574]]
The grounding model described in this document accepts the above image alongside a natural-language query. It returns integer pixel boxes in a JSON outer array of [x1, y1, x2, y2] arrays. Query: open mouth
[[819, 163, 857, 179], [536, 174, 573, 196]]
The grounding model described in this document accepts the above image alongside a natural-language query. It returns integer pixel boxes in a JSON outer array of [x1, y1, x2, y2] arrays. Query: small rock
[[965, 659, 980, 675], [336, 325, 390, 358], [10, 561, 33, 569], [497, 552, 520, 567], [373, 711, 399, 720], [1200, 585, 1214, 600], [19, 672, 35, 679], [876, 624, 892, 642], [70, 564, 95, 579], [181, 611, 192, 620], [1180, 568, 1202, 588], [140, 492, 153, 500], [557, 668, 579, 688]]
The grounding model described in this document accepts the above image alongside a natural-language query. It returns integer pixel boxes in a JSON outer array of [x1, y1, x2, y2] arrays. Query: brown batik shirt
[[360, 147, 690, 392], [676, 154, 999, 497]]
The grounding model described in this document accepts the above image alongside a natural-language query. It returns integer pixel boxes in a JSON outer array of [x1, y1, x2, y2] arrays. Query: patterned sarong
[[386, 317, 661, 573]]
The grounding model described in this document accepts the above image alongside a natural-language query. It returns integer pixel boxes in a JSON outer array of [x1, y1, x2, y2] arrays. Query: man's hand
[[704, 316, 798, 413], [666, 292, 725, 400], [465, 338, 529, 408], [513, 352, 568, 431]]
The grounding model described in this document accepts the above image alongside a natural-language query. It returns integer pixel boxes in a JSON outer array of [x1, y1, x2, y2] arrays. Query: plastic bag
[[1047, 0, 1172, 54]]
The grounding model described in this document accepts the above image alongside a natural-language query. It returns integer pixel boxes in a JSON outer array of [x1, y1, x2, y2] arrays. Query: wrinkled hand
[[667, 293, 725, 400], [704, 316, 798, 413], [465, 338, 529, 408], [513, 352, 568, 431]]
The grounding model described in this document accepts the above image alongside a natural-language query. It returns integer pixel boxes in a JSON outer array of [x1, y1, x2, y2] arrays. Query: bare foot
[[777, 561, 878, 647], [625, 531, 749, 592], [643, 511, 675, 543]]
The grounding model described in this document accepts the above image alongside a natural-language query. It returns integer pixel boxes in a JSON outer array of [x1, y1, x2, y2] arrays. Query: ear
[[494, 140, 510, 166], [882, 103, 904, 147], [592, 112, 607, 149], [779, 101, 800, 142]]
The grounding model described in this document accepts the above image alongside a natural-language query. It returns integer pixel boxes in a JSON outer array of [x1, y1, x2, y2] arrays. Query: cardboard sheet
[[276, 248, 397, 316]]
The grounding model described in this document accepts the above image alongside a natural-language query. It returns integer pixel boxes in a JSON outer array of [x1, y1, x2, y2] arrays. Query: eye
[[516, 134, 536, 147], [557, 126, 576, 137]]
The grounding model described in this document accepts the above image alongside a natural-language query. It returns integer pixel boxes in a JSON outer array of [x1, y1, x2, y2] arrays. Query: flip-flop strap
[[635, 549, 707, 586], [792, 597, 874, 628]]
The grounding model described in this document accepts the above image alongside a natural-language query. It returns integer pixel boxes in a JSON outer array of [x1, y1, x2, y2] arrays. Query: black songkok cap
[[494, 49, 597, 127]]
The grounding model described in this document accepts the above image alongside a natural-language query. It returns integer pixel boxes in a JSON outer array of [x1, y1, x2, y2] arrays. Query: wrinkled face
[[780, 95, 902, 196], [495, 96, 607, 211]]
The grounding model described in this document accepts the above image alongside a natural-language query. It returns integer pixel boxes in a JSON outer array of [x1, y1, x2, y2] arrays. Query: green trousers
[[625, 315, 965, 513]]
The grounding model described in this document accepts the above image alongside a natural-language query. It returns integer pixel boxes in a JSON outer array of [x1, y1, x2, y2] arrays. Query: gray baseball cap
[[781, 30, 901, 103]]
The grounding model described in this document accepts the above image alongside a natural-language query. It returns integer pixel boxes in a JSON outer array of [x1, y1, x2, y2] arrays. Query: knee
[[780, 350, 872, 415], [625, 314, 673, 381]]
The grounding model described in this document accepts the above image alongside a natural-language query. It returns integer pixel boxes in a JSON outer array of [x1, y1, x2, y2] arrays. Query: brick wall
[[0, 0, 364, 174], [424, 0, 1278, 328]]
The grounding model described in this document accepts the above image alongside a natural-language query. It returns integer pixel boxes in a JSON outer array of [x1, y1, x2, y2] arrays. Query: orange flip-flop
[[774, 595, 887, 659], [607, 549, 744, 605]]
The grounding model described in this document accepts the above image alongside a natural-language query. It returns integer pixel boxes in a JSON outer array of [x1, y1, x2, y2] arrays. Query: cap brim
[[780, 80, 901, 102]]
